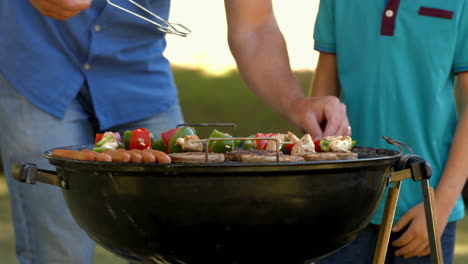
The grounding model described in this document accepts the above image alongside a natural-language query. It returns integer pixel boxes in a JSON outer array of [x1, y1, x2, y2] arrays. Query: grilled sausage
[[95, 152, 112, 162], [103, 149, 131, 163], [130, 149, 156, 163], [143, 149, 171, 164], [51, 149, 95, 161], [117, 149, 142, 163], [81, 149, 112, 162]]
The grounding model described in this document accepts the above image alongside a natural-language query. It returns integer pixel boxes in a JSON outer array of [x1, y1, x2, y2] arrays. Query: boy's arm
[[309, 52, 341, 97], [393, 72, 468, 258]]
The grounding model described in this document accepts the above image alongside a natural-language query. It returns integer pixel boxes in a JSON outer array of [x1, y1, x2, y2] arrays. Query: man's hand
[[29, 0, 92, 20], [287, 96, 350, 139], [391, 202, 448, 259]]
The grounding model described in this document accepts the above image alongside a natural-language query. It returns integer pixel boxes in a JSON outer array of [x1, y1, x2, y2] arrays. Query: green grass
[[1, 67, 467, 263]]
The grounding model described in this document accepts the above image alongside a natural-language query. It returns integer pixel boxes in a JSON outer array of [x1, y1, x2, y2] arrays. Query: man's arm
[[224, 0, 349, 138], [29, 0, 91, 20]]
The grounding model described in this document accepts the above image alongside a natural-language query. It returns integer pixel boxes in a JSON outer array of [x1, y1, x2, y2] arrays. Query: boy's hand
[[29, 0, 92, 20]]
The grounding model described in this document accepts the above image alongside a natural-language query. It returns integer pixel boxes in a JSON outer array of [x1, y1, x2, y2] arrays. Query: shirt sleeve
[[453, 2, 468, 73], [313, 0, 336, 53]]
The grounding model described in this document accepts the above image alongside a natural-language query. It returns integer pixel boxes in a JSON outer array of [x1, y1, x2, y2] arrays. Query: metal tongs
[[106, 0, 191, 37]]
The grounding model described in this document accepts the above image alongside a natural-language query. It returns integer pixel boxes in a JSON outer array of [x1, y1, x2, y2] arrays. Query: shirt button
[[385, 9, 394, 18], [84, 64, 91, 70], [94, 25, 101, 32]]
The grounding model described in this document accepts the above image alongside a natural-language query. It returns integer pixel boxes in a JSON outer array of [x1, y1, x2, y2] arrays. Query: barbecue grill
[[11, 134, 442, 264]]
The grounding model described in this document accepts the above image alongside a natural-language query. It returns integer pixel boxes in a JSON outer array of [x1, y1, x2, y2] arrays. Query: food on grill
[[168, 152, 225, 164], [94, 131, 124, 152], [123, 128, 153, 150], [266, 131, 300, 151], [334, 152, 358, 160], [301, 152, 358, 161], [117, 149, 142, 163], [152, 126, 198, 153], [175, 135, 203, 152], [143, 149, 172, 164], [130, 149, 156, 163], [291, 134, 317, 156], [208, 129, 240, 153], [52, 126, 358, 163], [166, 127, 197, 153], [223, 148, 305, 163], [320, 136, 354, 152], [51, 149, 96, 161], [103, 149, 131, 163], [223, 150, 279, 161], [241, 154, 304, 163]]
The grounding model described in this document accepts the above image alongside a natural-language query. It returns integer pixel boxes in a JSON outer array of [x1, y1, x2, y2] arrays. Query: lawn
[[1, 67, 467, 263]]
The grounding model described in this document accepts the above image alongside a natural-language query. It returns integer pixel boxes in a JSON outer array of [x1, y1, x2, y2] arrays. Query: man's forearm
[[228, 23, 305, 121]]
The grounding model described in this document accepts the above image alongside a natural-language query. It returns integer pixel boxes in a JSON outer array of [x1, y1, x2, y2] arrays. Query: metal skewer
[[106, 0, 191, 37]]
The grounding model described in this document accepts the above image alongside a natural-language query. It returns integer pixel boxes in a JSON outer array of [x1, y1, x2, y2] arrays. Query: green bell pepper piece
[[123, 130, 133, 150], [93, 146, 107, 153], [152, 137, 166, 152], [242, 134, 256, 150], [95, 135, 113, 147], [208, 129, 238, 153], [319, 140, 331, 152]]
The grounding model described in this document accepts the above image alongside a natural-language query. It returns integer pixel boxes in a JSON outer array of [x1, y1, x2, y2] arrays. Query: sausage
[[143, 149, 172, 164], [95, 152, 112, 162], [81, 149, 112, 162], [130, 149, 156, 163], [51, 149, 95, 161], [117, 149, 142, 163], [103, 149, 131, 163]]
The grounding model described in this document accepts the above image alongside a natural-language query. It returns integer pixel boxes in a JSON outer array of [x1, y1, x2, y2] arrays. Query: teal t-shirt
[[314, 0, 468, 224]]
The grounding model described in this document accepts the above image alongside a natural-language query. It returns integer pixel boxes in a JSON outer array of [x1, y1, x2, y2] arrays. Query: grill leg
[[373, 182, 401, 264]]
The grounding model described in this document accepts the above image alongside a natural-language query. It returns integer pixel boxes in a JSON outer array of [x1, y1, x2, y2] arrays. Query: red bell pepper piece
[[95, 133, 104, 144], [285, 143, 296, 154], [129, 129, 152, 150], [314, 139, 323, 152], [255, 133, 277, 150], [161, 127, 181, 153]]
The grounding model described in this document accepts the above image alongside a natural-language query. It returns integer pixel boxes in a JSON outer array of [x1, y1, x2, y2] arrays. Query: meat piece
[[143, 149, 172, 164], [241, 154, 304, 163], [51, 149, 95, 161], [130, 149, 156, 163], [117, 149, 142, 163], [291, 134, 316, 155], [169, 152, 225, 164], [223, 150, 279, 161], [287, 131, 300, 144], [301, 153, 338, 161], [175, 135, 203, 152], [265, 134, 285, 151], [323, 136, 353, 152], [334, 152, 358, 160], [103, 149, 131, 163], [301, 152, 358, 161]]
